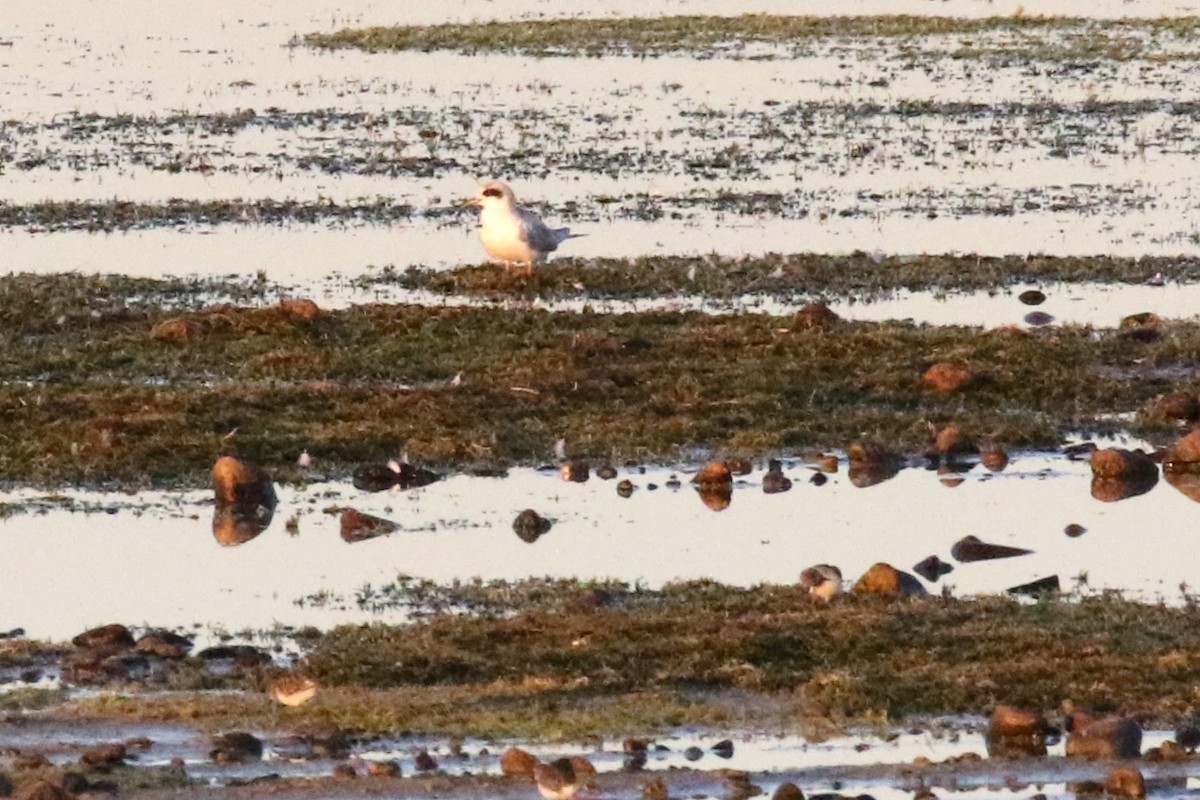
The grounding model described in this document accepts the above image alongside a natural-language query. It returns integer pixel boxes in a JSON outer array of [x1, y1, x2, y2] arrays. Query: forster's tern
[[464, 180, 574, 274]]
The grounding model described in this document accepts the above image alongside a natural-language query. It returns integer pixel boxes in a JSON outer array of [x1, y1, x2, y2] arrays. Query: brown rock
[[980, 445, 1009, 472], [332, 763, 357, 779], [596, 464, 618, 480], [986, 705, 1058, 758], [643, 777, 669, 800], [135, 630, 192, 659], [72, 624, 134, 651], [367, 760, 401, 777], [815, 454, 839, 473], [561, 461, 590, 483], [923, 362, 977, 393], [793, 302, 839, 331], [1064, 523, 1086, 538], [1105, 766, 1146, 799], [513, 509, 553, 543], [847, 441, 896, 467], [693, 461, 733, 487], [623, 738, 650, 754], [499, 746, 539, 778], [280, 298, 321, 323], [211, 455, 276, 508], [617, 479, 635, 498], [950, 535, 1032, 563], [150, 317, 201, 342], [853, 563, 927, 596], [80, 742, 126, 767], [569, 755, 597, 788], [16, 782, 69, 800], [772, 783, 805, 800], [1144, 391, 1200, 422], [931, 425, 978, 459], [1165, 428, 1200, 470], [1066, 715, 1142, 759], [340, 508, 399, 544], [1018, 289, 1046, 306], [1090, 448, 1159, 480]]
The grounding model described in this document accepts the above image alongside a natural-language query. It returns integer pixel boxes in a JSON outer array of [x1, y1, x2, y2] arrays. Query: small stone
[[912, 556, 953, 582], [368, 759, 402, 777], [1064, 523, 1086, 538], [499, 747, 539, 778], [1018, 289, 1046, 305], [853, 563, 927, 596], [413, 749, 437, 772], [561, 461, 590, 483], [617, 479, 635, 498], [923, 362, 978, 392], [280, 297, 321, 323]]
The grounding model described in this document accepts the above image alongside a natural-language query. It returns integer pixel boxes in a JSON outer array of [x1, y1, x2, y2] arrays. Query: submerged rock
[[1105, 767, 1146, 799]]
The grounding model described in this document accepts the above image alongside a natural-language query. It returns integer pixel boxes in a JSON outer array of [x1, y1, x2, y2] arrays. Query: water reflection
[[1, 446, 1198, 641]]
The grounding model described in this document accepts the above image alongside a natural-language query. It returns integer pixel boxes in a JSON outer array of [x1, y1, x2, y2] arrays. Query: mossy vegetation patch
[[0, 272, 1194, 485], [302, 15, 1200, 59], [37, 583, 1200, 738]]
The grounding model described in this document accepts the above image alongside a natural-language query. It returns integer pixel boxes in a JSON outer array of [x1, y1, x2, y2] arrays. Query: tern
[[464, 180, 575, 274]]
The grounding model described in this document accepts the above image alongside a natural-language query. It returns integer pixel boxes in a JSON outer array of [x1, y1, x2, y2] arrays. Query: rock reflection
[[696, 485, 732, 511], [1164, 468, 1200, 502], [212, 503, 274, 547]]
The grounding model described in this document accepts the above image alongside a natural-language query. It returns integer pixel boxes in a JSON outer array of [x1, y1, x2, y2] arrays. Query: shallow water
[[6, 2, 1200, 326], [0, 447, 1196, 643]]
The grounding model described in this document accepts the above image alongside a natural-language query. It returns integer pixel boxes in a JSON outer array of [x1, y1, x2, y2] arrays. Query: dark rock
[[413, 749, 437, 772], [210, 731, 264, 763], [617, 479, 635, 498], [1064, 523, 1086, 538], [135, 630, 193, 659], [72, 624, 134, 651], [711, 739, 734, 758], [1023, 311, 1054, 326], [596, 465, 618, 480], [560, 461, 590, 483], [1018, 289, 1046, 305], [80, 743, 126, 767]]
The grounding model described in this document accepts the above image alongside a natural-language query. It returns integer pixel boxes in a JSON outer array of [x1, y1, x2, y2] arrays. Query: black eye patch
[[482, 187, 503, 198]]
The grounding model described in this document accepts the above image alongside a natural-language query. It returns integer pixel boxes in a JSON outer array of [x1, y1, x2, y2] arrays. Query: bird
[[266, 673, 318, 707], [464, 180, 575, 274], [533, 757, 578, 800]]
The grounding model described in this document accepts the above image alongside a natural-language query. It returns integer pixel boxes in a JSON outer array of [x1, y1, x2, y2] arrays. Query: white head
[[465, 180, 516, 210]]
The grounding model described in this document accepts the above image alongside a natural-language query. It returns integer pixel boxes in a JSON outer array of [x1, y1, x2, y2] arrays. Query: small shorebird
[[533, 757, 578, 800], [267, 673, 318, 707], [464, 180, 575, 274]]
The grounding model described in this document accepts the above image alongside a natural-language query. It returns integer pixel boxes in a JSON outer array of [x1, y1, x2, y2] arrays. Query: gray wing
[[517, 207, 570, 254]]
